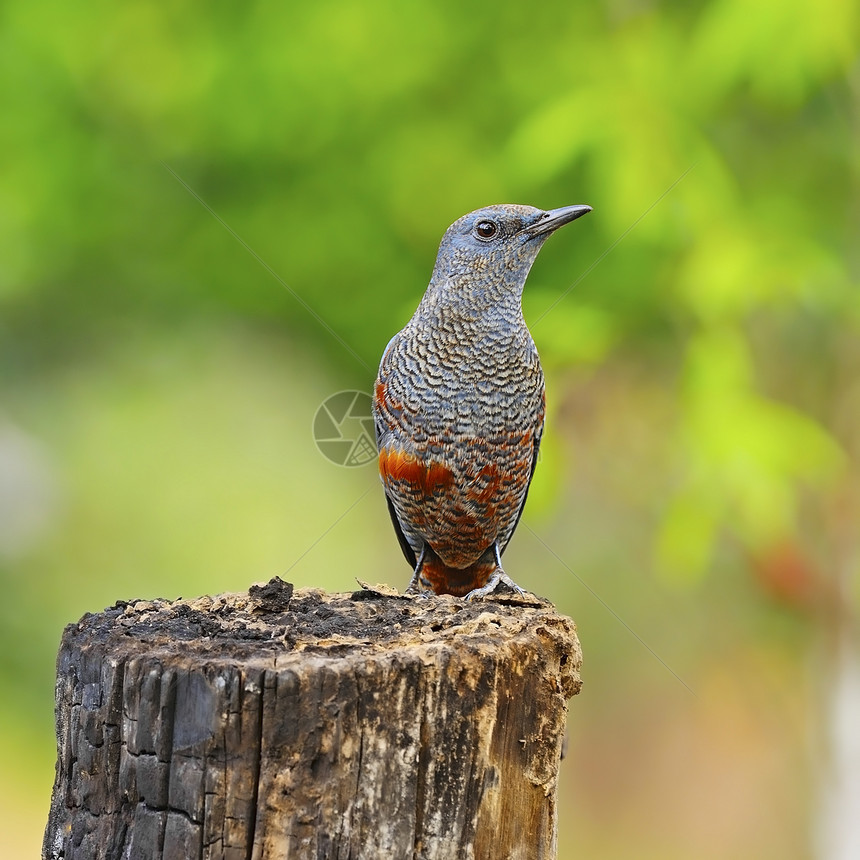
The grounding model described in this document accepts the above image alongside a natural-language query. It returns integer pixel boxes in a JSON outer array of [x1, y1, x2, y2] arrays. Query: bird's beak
[[523, 204, 593, 237]]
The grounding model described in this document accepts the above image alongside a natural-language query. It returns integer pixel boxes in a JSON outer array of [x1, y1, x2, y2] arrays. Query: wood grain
[[44, 578, 581, 860]]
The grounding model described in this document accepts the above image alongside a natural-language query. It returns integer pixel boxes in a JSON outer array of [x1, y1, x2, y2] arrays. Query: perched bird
[[373, 203, 592, 598]]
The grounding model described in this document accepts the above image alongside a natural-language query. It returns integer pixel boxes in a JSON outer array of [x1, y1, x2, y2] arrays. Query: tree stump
[[43, 577, 582, 860]]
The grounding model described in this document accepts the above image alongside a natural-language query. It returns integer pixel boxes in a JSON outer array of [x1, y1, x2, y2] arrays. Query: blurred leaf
[[656, 328, 845, 581], [656, 491, 722, 584], [529, 300, 619, 367], [690, 0, 858, 105]]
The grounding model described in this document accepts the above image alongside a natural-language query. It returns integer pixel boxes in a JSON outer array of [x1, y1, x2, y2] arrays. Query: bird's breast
[[376, 320, 543, 445]]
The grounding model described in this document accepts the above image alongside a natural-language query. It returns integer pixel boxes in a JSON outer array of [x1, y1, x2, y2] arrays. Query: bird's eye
[[475, 220, 498, 239]]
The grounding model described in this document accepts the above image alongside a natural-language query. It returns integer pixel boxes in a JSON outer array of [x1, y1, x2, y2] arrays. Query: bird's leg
[[405, 545, 429, 595], [463, 544, 527, 601]]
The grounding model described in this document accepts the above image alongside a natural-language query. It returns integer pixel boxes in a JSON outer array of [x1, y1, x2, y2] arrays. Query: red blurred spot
[[751, 540, 819, 611]]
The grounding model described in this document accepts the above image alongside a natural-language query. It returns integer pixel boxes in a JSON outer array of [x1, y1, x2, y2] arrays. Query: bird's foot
[[405, 546, 433, 597], [463, 567, 527, 602]]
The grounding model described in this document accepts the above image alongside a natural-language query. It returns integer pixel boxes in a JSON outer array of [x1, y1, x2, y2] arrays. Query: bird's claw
[[463, 568, 526, 602]]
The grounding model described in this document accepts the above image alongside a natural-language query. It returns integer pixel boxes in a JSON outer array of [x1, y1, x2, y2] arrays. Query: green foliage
[[658, 327, 844, 580]]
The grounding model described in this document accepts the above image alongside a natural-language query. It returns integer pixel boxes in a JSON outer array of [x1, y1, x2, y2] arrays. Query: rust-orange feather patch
[[378, 448, 454, 496]]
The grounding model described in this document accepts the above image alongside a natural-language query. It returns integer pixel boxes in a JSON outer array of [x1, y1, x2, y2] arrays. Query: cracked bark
[[44, 578, 582, 860]]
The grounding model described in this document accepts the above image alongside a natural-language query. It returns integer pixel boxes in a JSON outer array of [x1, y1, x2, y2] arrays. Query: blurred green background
[[2, 1, 858, 856]]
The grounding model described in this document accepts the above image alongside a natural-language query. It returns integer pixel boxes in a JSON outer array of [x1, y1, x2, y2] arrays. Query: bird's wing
[[385, 493, 417, 568], [498, 405, 544, 556], [373, 331, 417, 568], [379, 332, 400, 367], [372, 331, 400, 449]]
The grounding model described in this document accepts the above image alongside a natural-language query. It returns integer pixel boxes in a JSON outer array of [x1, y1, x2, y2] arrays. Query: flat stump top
[[66, 578, 581, 696]]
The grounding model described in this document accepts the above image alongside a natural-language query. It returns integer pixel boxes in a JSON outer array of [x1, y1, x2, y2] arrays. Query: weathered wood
[[44, 577, 581, 860]]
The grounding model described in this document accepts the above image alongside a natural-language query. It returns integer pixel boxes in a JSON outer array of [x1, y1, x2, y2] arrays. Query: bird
[[372, 203, 592, 599]]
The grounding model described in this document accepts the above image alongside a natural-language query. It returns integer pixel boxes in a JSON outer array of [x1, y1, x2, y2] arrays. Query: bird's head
[[425, 203, 592, 315]]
